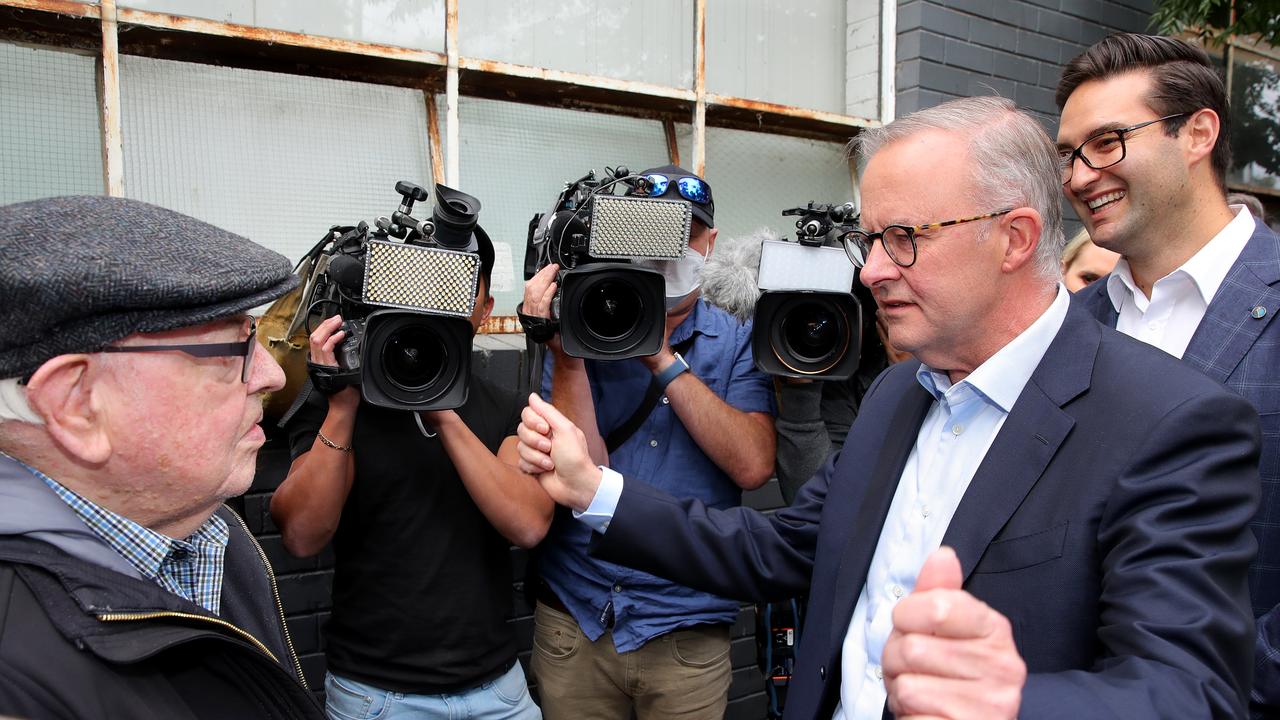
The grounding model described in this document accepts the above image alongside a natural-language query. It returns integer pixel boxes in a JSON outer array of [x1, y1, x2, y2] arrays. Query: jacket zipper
[[96, 609, 280, 663], [97, 509, 309, 691], [227, 509, 308, 690]]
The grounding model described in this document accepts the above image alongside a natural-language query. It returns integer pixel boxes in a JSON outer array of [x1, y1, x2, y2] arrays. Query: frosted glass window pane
[[703, 127, 852, 244], [0, 42, 103, 204], [459, 0, 694, 89], [119, 0, 445, 52], [458, 97, 671, 315], [706, 0, 845, 113], [121, 55, 433, 264]]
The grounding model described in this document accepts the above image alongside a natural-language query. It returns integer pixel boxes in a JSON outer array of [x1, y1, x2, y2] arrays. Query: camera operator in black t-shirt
[[271, 227, 551, 720]]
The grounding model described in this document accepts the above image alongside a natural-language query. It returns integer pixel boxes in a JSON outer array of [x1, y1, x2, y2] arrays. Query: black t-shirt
[[285, 377, 523, 693]]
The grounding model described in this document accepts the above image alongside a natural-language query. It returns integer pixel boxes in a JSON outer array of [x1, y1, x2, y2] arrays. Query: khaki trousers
[[530, 602, 732, 720]]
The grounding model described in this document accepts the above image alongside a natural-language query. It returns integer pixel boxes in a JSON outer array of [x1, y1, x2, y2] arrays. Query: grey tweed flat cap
[[0, 195, 298, 379]]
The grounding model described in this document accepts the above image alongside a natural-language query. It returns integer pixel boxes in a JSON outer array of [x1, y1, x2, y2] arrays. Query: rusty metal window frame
[[0, 0, 877, 332]]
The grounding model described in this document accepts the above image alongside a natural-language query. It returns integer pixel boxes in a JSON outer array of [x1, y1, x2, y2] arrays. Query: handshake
[[516, 393, 1026, 720]]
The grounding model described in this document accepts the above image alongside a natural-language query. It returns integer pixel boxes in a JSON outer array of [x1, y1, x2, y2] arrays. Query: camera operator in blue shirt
[[521, 164, 776, 719]]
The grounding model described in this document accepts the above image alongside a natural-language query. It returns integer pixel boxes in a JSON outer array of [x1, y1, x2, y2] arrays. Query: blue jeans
[[324, 663, 542, 720]]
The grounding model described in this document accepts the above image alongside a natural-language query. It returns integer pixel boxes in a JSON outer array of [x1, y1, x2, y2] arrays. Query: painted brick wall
[[894, 0, 1154, 234], [847, 0, 883, 119], [896, 0, 1154, 128], [238, 335, 788, 717]]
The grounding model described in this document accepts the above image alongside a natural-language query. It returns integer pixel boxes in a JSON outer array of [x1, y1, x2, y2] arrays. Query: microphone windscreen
[[702, 227, 772, 322], [328, 254, 366, 292]]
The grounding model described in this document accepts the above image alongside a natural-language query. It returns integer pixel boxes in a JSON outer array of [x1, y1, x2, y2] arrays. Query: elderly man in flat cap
[[0, 196, 322, 719]]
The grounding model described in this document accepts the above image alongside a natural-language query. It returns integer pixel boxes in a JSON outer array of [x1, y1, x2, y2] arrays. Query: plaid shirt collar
[[14, 457, 230, 615]]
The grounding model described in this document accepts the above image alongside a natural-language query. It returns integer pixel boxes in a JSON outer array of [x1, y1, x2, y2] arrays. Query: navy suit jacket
[[1078, 220, 1280, 715], [593, 301, 1260, 719]]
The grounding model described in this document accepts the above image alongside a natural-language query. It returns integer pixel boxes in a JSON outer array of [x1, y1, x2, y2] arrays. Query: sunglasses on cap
[[640, 174, 711, 205]]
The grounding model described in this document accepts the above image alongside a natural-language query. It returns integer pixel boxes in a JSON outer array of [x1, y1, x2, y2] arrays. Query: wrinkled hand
[[516, 393, 602, 511], [882, 547, 1026, 720]]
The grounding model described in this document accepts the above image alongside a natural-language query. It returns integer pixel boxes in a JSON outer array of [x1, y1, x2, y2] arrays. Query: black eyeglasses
[[640, 174, 711, 205], [100, 320, 257, 383], [841, 209, 1014, 269], [1058, 112, 1190, 184]]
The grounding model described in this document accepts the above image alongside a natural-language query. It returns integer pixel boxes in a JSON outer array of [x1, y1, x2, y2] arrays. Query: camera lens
[[580, 278, 644, 342], [771, 297, 851, 374], [381, 324, 447, 392], [782, 302, 841, 362]]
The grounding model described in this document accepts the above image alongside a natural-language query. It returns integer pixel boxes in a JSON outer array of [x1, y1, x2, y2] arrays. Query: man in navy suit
[[1055, 34, 1280, 716], [515, 95, 1261, 719]]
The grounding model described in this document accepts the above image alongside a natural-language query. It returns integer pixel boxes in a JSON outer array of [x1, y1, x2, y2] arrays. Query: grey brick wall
[[239, 337, 788, 717], [896, 0, 1154, 128], [894, 0, 1155, 235]]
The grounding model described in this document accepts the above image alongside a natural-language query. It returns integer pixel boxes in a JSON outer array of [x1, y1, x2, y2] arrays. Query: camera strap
[[307, 361, 361, 396], [604, 335, 695, 454], [516, 302, 560, 344]]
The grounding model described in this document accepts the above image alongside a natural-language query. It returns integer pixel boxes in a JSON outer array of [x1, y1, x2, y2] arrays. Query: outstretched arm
[[422, 409, 553, 548], [518, 393, 818, 601]]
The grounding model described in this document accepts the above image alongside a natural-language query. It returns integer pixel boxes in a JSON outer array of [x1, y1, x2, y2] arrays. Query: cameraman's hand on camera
[[517, 393, 602, 512], [524, 264, 563, 354], [310, 315, 359, 409]]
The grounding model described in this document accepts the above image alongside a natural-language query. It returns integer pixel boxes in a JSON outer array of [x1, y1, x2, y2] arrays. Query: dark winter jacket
[[0, 457, 322, 719]]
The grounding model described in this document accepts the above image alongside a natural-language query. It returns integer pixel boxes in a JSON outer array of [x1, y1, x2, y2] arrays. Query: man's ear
[[1000, 208, 1044, 274], [23, 355, 113, 464], [706, 227, 719, 254], [479, 294, 495, 324], [1183, 108, 1220, 168]]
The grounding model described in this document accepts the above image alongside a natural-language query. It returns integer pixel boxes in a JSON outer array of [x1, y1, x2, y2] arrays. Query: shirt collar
[[21, 460, 228, 583], [669, 297, 721, 346], [1106, 205, 1256, 312], [916, 284, 1070, 412]]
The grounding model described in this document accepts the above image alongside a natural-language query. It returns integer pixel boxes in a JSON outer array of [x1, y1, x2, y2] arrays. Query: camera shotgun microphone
[[327, 253, 366, 293]]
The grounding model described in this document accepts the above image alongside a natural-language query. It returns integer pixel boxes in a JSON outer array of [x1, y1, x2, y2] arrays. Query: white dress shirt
[[581, 285, 1071, 719], [1106, 206, 1255, 359]]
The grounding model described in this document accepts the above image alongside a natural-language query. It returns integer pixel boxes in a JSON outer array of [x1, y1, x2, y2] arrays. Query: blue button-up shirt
[[540, 298, 775, 651]]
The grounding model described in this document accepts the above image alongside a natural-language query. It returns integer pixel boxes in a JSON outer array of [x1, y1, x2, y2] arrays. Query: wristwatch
[[655, 352, 690, 390]]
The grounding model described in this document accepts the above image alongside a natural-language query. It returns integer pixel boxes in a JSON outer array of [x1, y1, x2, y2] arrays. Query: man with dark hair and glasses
[[1057, 33, 1280, 717], [521, 164, 776, 720], [0, 196, 322, 719], [516, 95, 1259, 720]]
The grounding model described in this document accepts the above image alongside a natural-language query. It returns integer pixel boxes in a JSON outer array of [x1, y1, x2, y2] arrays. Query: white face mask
[[639, 246, 707, 311]]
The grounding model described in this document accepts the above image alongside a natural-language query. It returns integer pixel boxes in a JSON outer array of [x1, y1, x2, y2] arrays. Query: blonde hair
[[1060, 227, 1093, 271]]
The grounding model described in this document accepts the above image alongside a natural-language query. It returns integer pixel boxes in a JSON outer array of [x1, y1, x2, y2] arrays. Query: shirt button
[[892, 585, 903, 598], [875, 666, 884, 680], [661, 396, 670, 405], [649, 439, 658, 447], [1147, 322, 1158, 331], [921, 505, 931, 518], [819, 665, 826, 680], [613, 584, 622, 593], [951, 423, 964, 435]]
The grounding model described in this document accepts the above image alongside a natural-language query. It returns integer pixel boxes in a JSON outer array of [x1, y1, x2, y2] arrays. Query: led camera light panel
[[588, 195, 691, 259], [363, 240, 479, 317]]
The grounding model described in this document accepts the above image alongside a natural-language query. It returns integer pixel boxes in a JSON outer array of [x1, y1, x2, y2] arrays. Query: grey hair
[[850, 96, 1065, 283]]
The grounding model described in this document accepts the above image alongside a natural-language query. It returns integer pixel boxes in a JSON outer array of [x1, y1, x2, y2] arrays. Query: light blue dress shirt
[[582, 283, 1070, 717]]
